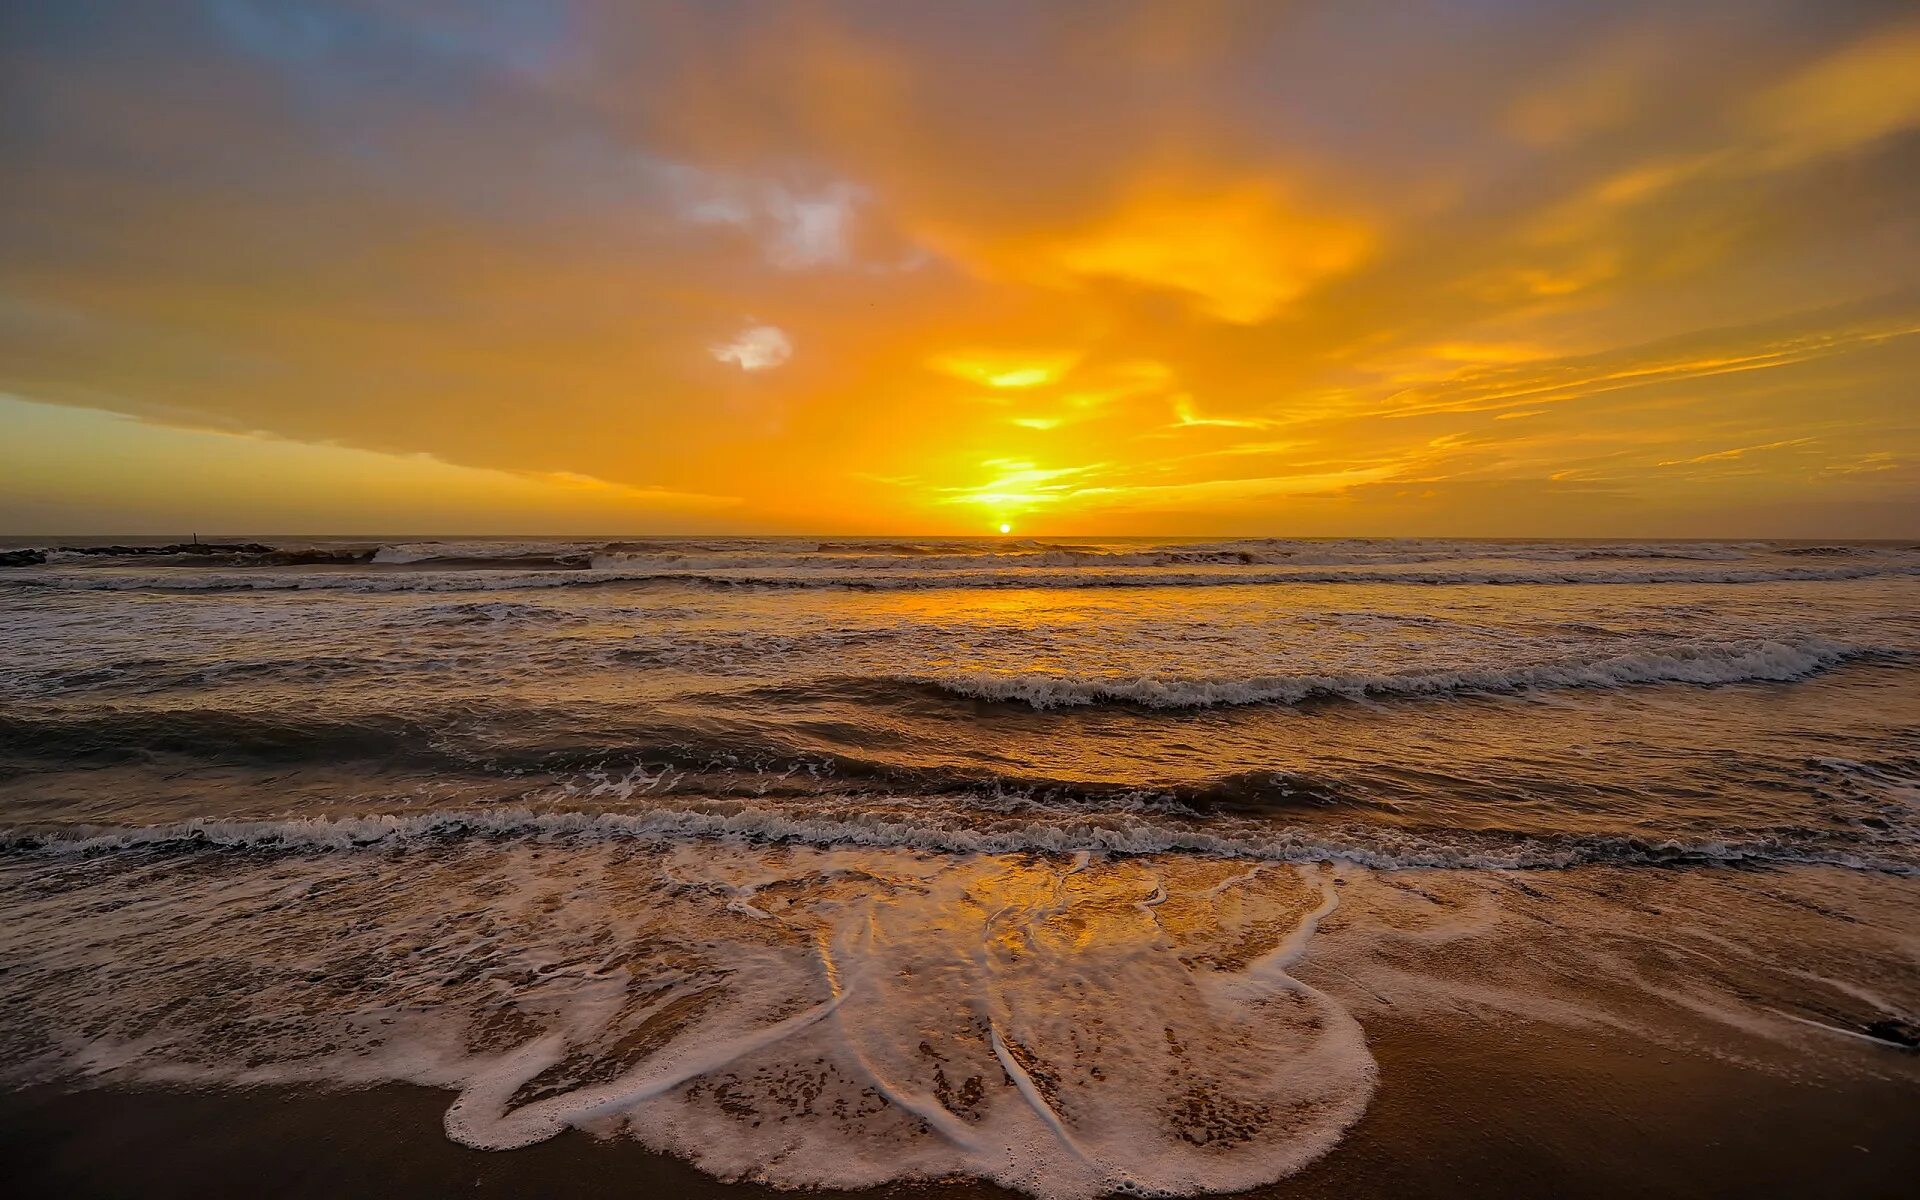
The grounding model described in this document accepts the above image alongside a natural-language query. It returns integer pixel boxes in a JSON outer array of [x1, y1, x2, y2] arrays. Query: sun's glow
[[1, 7, 1915, 537], [998, 522, 1012, 534], [1036, 184, 1375, 323], [928, 350, 1080, 390]]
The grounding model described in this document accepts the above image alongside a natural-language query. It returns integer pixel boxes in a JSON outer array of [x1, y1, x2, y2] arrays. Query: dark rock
[[1865, 1018, 1918, 1049], [56, 542, 275, 557]]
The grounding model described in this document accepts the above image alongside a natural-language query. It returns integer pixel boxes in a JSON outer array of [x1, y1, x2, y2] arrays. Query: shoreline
[[6, 1013, 1915, 1200]]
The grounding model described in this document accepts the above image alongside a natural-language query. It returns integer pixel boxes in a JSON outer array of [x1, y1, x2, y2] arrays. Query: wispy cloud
[[1376, 304, 1920, 418], [1171, 396, 1277, 430], [1658, 438, 1814, 467]]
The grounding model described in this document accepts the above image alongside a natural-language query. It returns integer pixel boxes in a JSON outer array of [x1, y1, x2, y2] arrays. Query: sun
[[998, 522, 1012, 534]]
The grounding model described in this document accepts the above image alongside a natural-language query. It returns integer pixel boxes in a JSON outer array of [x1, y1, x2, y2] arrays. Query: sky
[[2, 0, 1917, 538]]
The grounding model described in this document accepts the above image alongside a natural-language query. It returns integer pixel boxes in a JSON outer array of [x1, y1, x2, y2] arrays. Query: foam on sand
[[0, 845, 1378, 1197], [5, 843, 1913, 1196]]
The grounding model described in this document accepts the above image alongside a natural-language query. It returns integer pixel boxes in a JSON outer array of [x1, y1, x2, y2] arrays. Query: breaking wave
[[4, 803, 1913, 873], [901, 636, 1894, 709]]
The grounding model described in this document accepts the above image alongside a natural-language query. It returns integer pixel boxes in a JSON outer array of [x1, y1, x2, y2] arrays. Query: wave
[[585, 549, 1303, 571], [0, 703, 1365, 814], [586, 539, 1769, 571], [410, 599, 582, 624], [11, 537, 1907, 575], [0, 707, 462, 765], [876, 637, 1894, 709], [7, 563, 1916, 594], [4, 653, 371, 699], [2, 543, 377, 568], [371, 542, 593, 569], [4, 804, 1910, 873], [0, 706, 861, 777], [1572, 547, 1745, 561]]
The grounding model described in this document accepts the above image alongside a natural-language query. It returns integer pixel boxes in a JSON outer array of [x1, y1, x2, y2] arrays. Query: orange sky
[[2, 1, 1917, 536]]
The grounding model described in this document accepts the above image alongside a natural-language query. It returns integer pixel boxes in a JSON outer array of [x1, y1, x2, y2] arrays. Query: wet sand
[[5, 1013, 1914, 1200]]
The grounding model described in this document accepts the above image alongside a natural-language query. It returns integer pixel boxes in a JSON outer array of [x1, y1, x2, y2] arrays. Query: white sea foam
[[4, 843, 1913, 1196], [8, 801, 1912, 873], [0, 846, 1381, 1196]]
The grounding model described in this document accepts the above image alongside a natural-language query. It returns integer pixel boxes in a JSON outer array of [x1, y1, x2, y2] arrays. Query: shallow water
[[2, 535, 1917, 1195]]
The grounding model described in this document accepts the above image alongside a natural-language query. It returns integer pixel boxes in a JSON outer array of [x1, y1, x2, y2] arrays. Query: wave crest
[[896, 637, 1892, 709], [5, 803, 1911, 873]]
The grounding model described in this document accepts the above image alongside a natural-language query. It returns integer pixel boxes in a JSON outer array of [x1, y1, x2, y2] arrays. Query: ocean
[[2, 535, 1916, 1196]]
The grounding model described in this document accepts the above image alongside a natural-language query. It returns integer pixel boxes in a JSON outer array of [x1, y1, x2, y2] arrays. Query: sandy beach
[[6, 1010, 1914, 1200], [3, 845, 1915, 1199]]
